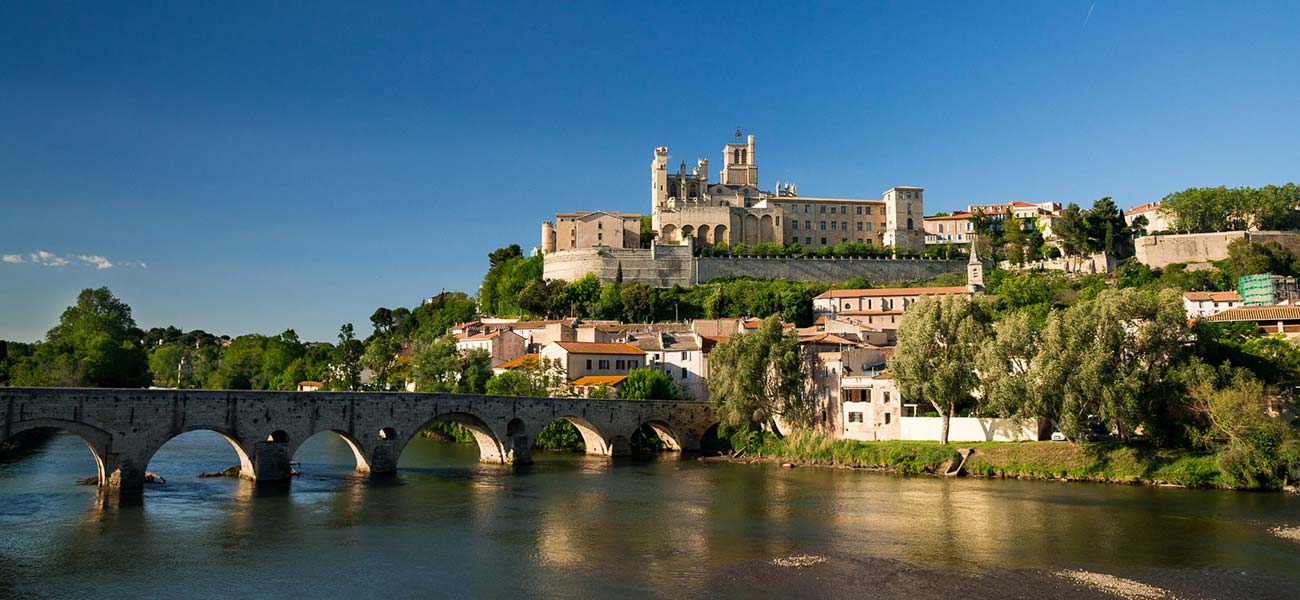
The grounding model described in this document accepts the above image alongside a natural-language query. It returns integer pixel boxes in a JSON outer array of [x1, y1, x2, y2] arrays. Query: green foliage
[[708, 316, 810, 434], [1219, 239, 1300, 282], [888, 295, 993, 443], [7, 288, 150, 388], [483, 356, 569, 397], [534, 419, 586, 451], [479, 245, 543, 316], [620, 368, 682, 400], [411, 335, 492, 394], [1188, 377, 1300, 488], [1161, 183, 1300, 234], [329, 323, 364, 391]]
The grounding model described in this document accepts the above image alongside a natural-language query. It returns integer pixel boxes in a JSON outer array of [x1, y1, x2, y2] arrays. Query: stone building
[[541, 211, 641, 254], [648, 134, 925, 253], [540, 133, 925, 256]]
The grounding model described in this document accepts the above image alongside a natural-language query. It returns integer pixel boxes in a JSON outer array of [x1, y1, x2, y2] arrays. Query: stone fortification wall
[[543, 244, 695, 287], [543, 244, 966, 286], [697, 256, 966, 283], [1135, 231, 1300, 268]]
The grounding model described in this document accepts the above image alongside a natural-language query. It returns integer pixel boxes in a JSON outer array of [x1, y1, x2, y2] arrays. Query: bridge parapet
[[0, 388, 718, 494]]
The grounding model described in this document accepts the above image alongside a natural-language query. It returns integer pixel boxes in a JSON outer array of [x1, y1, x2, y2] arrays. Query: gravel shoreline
[[706, 554, 1300, 599]]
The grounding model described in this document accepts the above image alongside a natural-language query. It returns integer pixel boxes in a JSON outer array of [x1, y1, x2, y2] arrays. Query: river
[[2, 431, 1299, 599]]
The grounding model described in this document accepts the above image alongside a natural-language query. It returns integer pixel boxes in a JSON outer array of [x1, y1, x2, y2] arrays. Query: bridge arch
[[142, 427, 256, 481], [1, 418, 112, 485], [637, 418, 683, 452], [543, 414, 617, 456], [402, 412, 506, 464], [287, 429, 372, 474]]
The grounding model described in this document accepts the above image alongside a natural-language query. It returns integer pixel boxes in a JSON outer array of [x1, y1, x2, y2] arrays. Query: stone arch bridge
[[1, 388, 718, 493]]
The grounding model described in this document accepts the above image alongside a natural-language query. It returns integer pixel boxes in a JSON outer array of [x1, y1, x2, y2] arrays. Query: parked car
[[1050, 430, 1067, 442]]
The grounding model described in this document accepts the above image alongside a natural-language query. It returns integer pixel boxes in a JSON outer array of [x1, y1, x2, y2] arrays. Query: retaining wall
[[1135, 230, 1300, 269], [542, 245, 967, 286]]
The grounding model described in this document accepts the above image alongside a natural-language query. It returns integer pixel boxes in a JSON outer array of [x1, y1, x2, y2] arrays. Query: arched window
[[906, 218, 914, 230]]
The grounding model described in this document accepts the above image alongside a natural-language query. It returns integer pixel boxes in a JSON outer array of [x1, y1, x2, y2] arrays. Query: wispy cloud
[[77, 255, 114, 269], [2, 250, 144, 269], [1084, 2, 1096, 27], [29, 250, 69, 267]]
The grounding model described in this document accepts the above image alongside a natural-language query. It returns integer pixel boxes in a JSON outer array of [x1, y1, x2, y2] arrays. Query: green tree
[[362, 334, 402, 390], [620, 368, 681, 400], [707, 316, 809, 435], [412, 334, 462, 392], [330, 324, 364, 391], [621, 281, 655, 322], [32, 287, 151, 388], [888, 295, 993, 444]]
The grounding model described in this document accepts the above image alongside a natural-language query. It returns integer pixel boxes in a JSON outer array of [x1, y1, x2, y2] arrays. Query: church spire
[[967, 238, 985, 294]]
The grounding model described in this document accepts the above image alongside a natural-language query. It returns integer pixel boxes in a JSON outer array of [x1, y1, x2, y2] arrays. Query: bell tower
[[882, 186, 925, 253], [720, 134, 758, 187], [651, 146, 669, 207]]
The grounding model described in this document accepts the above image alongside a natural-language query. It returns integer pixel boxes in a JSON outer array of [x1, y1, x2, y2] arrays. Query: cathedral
[[649, 134, 925, 252], [540, 133, 926, 258]]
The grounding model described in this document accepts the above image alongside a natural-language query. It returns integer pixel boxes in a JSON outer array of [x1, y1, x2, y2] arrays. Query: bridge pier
[[505, 433, 533, 465], [251, 438, 293, 483], [101, 451, 148, 494], [364, 440, 400, 476]]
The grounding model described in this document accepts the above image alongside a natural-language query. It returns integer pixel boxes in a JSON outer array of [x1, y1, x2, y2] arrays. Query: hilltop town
[[4, 134, 1299, 489]]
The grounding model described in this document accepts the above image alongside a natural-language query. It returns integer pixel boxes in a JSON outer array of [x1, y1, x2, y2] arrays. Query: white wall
[[899, 417, 1042, 442]]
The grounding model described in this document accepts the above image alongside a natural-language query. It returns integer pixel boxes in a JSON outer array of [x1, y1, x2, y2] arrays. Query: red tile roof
[[1183, 291, 1242, 303], [1124, 202, 1161, 216], [569, 375, 630, 386], [552, 341, 646, 355], [495, 354, 539, 369], [1206, 306, 1300, 322], [815, 286, 969, 299]]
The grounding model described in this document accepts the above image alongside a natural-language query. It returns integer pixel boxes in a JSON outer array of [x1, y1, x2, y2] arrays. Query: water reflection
[[3, 432, 1300, 598]]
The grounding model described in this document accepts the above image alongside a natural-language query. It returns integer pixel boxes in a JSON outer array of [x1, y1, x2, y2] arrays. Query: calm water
[[2, 431, 1299, 598]]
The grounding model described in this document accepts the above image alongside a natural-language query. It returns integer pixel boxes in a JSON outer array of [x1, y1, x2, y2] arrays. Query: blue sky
[[2, 1, 1298, 342]]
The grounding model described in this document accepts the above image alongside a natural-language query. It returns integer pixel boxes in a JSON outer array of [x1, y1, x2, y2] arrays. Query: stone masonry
[[0, 388, 718, 494]]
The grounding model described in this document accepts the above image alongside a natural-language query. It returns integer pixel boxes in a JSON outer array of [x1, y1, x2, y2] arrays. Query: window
[[841, 206, 848, 214], [804, 205, 810, 213], [856, 206, 863, 215], [776, 217, 780, 226], [598, 222, 603, 229], [884, 413, 892, 424], [856, 222, 863, 231], [820, 206, 826, 213], [830, 221, 837, 230], [865, 223, 873, 231], [681, 351, 688, 360], [805, 220, 811, 229], [597, 233, 602, 241], [681, 367, 688, 379], [586, 359, 592, 369], [792, 220, 798, 230], [805, 237, 812, 244], [848, 412, 863, 423], [630, 360, 638, 369], [821, 237, 827, 245], [884, 391, 891, 403], [864, 206, 872, 215], [842, 221, 848, 231], [615, 359, 624, 370], [598, 359, 610, 370], [820, 221, 826, 230]]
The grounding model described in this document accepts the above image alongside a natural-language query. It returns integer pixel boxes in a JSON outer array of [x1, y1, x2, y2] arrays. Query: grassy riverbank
[[749, 431, 1242, 489]]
